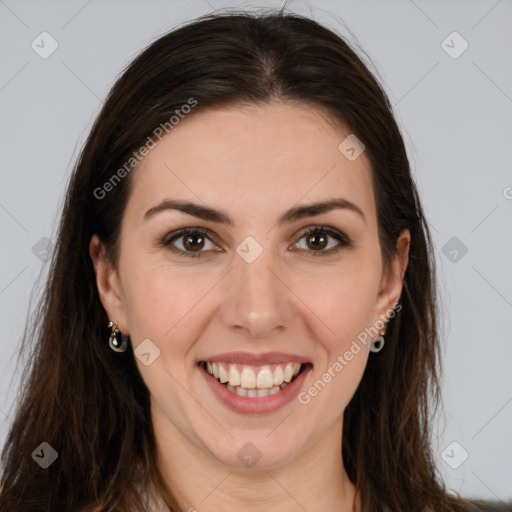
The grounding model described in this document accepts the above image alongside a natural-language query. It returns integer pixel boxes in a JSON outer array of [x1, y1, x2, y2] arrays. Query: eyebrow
[[144, 197, 366, 225]]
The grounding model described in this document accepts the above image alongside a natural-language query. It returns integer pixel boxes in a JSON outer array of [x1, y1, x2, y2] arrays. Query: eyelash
[[159, 225, 352, 259]]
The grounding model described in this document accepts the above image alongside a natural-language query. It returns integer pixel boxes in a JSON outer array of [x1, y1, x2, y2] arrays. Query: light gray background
[[1, 0, 511, 503]]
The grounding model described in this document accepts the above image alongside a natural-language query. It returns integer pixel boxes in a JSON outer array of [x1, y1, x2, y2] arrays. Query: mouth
[[197, 358, 313, 414], [198, 360, 311, 398]]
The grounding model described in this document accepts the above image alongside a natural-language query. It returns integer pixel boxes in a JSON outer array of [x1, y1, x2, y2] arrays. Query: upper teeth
[[205, 362, 301, 389]]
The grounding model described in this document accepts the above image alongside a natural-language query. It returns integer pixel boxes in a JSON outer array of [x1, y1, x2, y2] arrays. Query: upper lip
[[199, 351, 310, 365]]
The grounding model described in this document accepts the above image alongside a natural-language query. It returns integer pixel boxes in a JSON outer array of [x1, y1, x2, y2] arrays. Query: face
[[90, 102, 409, 471]]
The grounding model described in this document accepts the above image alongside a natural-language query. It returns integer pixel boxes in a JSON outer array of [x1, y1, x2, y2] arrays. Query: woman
[[0, 9, 493, 512]]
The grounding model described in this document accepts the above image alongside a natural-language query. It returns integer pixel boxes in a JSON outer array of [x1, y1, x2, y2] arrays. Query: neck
[[151, 405, 360, 512]]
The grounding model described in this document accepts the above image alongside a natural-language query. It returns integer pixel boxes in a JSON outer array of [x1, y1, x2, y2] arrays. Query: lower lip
[[199, 364, 312, 415]]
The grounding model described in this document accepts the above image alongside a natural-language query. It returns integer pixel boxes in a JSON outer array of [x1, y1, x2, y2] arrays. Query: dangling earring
[[108, 320, 128, 352], [370, 325, 386, 353]]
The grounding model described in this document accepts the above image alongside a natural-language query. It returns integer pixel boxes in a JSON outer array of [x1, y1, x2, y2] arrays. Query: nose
[[218, 245, 293, 340]]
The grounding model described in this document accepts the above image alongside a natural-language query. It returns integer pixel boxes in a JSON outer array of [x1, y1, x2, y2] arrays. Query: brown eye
[[182, 233, 206, 252], [294, 226, 351, 257], [162, 228, 217, 259], [305, 232, 328, 251]]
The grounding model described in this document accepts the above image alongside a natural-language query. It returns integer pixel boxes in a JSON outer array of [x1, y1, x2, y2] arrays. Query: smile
[[198, 359, 313, 414], [200, 361, 303, 397]]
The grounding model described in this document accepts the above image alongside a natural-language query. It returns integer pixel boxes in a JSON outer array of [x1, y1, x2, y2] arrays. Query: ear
[[374, 229, 410, 323], [89, 234, 130, 336]]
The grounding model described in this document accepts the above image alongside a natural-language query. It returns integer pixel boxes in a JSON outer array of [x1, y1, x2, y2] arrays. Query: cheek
[[121, 256, 199, 334], [298, 335, 368, 433], [121, 266, 204, 415], [296, 262, 380, 348]]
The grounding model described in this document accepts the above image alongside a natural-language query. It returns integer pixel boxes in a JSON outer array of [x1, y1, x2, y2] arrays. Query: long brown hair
[[0, 9, 482, 512]]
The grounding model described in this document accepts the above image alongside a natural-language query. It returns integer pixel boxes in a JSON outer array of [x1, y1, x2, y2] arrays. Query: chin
[[203, 432, 303, 471]]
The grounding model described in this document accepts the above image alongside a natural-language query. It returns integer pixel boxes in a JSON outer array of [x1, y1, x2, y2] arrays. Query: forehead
[[126, 102, 376, 228]]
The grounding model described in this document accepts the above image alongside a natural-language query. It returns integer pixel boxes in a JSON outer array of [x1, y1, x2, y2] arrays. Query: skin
[[90, 102, 410, 512]]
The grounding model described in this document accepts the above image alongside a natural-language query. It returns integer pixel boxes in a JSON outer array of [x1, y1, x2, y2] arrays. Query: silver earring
[[370, 327, 386, 353], [108, 320, 128, 352]]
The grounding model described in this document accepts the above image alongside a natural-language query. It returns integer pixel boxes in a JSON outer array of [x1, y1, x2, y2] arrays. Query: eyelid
[[159, 224, 352, 258], [293, 224, 351, 244], [291, 225, 352, 257], [160, 227, 219, 254]]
